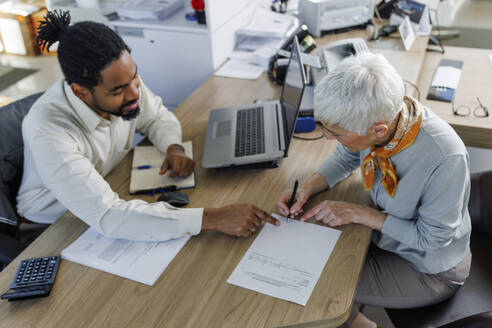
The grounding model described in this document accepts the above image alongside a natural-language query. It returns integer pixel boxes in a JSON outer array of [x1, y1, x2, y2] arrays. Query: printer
[[299, 37, 369, 116], [310, 37, 369, 86], [299, 0, 374, 37]]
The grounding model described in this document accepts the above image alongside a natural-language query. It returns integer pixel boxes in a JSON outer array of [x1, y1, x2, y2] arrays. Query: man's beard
[[92, 97, 141, 121]]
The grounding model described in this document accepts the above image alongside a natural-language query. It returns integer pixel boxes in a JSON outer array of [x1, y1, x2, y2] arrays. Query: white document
[[61, 228, 190, 286], [431, 66, 462, 89], [236, 8, 297, 38], [235, 35, 286, 52], [229, 50, 255, 61], [489, 54, 492, 68], [215, 59, 264, 80], [116, 0, 183, 20], [227, 214, 341, 306], [399, 16, 416, 51]]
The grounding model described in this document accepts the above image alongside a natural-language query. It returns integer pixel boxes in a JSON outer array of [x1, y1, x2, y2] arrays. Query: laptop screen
[[280, 37, 306, 154]]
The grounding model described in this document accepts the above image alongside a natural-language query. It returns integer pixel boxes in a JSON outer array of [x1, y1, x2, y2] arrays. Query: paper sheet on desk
[[61, 228, 189, 286], [236, 8, 296, 38], [215, 59, 264, 80], [431, 66, 462, 89], [227, 214, 341, 306]]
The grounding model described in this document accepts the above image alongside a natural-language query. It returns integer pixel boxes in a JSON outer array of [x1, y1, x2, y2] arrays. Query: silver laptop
[[202, 37, 306, 168]]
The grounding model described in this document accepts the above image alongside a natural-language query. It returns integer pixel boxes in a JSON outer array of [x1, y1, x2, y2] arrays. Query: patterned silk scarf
[[361, 96, 423, 198]]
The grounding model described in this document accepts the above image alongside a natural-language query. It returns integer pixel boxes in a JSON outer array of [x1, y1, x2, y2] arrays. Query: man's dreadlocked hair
[[36, 10, 131, 89]]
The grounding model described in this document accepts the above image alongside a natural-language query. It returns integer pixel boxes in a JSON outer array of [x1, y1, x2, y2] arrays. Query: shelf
[[109, 3, 208, 34], [49, 0, 208, 34]]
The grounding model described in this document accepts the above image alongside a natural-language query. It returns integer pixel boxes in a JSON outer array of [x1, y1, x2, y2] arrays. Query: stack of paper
[[214, 8, 298, 80], [215, 59, 264, 80], [116, 0, 184, 20], [235, 8, 298, 52], [61, 228, 190, 286], [235, 8, 297, 38]]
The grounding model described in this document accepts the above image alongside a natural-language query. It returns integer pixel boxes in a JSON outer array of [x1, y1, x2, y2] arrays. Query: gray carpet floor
[[0, 65, 37, 92], [437, 27, 492, 49]]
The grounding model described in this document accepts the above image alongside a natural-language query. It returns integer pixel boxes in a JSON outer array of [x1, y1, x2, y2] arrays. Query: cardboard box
[[0, 1, 48, 56]]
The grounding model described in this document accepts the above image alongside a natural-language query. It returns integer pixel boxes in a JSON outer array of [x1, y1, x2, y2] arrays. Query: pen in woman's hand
[[286, 180, 299, 223]]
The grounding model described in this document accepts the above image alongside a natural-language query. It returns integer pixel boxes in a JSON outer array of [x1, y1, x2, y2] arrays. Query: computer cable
[[403, 79, 421, 101], [293, 122, 324, 141], [427, 8, 445, 54]]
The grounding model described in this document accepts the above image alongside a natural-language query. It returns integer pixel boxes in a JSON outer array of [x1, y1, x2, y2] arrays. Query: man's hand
[[275, 187, 310, 218], [202, 204, 280, 237], [300, 200, 386, 230], [160, 144, 195, 178]]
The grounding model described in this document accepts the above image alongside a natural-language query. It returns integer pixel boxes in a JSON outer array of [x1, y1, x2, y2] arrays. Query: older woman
[[276, 53, 471, 328]]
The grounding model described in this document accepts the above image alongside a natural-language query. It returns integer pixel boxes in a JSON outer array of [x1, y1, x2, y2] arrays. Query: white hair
[[313, 52, 404, 135]]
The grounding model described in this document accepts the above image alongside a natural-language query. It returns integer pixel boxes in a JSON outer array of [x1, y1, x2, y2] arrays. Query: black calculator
[[1, 256, 61, 301]]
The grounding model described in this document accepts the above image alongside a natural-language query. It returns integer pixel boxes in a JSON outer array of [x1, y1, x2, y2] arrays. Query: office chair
[[385, 170, 492, 328], [0, 92, 48, 270]]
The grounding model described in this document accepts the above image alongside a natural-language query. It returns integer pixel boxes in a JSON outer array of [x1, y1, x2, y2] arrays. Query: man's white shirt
[[17, 80, 203, 241]]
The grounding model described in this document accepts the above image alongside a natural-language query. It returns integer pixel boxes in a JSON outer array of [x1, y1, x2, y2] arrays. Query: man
[[17, 10, 278, 241]]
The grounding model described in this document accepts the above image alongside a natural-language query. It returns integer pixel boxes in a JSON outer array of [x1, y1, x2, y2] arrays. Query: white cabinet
[[50, 0, 259, 108], [114, 25, 213, 107]]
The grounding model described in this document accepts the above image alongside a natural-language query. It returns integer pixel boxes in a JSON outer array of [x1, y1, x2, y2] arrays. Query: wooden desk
[[0, 28, 436, 327], [0, 78, 372, 328], [0, 95, 13, 107], [417, 46, 492, 149]]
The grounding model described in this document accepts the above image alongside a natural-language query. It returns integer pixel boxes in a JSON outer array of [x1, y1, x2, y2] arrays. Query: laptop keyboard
[[235, 107, 266, 157]]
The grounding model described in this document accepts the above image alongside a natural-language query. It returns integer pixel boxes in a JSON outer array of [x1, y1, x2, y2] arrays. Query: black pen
[[286, 179, 299, 223]]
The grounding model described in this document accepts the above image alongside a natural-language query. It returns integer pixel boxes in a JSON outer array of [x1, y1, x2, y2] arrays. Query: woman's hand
[[300, 200, 386, 230], [275, 173, 330, 219], [275, 187, 311, 218]]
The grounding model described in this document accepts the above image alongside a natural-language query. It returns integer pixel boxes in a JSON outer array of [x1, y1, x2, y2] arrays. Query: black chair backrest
[[0, 93, 43, 237], [469, 171, 492, 239]]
